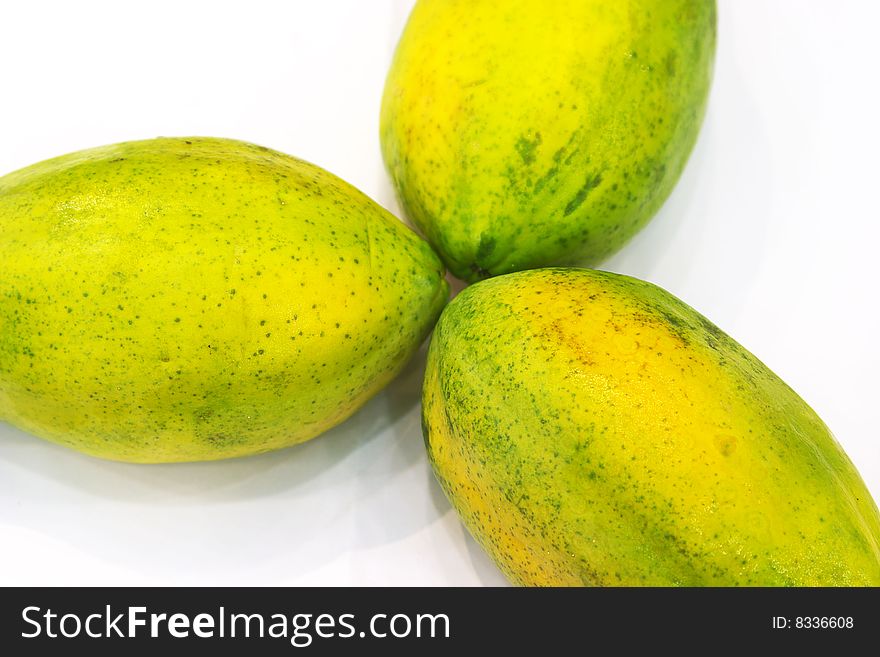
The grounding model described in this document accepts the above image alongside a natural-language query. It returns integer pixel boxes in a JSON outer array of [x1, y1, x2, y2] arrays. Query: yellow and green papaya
[[0, 137, 448, 463], [422, 268, 880, 585], [381, 0, 716, 282]]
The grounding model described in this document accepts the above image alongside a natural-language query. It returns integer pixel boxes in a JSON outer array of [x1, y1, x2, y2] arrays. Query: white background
[[0, 1, 877, 586]]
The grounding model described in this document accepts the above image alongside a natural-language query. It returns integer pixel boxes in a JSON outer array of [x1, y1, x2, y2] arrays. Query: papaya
[[0, 137, 448, 463], [381, 0, 716, 282], [422, 268, 880, 585]]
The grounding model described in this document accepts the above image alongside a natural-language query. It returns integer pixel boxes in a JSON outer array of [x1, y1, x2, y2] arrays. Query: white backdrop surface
[[0, 1, 877, 585]]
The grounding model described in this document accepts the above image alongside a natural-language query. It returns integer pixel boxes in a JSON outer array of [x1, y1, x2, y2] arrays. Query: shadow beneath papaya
[[0, 343, 440, 584], [603, 40, 773, 326], [462, 528, 511, 587], [416, 455, 511, 587]]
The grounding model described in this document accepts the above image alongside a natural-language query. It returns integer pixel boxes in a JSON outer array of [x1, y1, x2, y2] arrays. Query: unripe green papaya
[[381, 0, 716, 282], [0, 137, 448, 463], [423, 268, 880, 585]]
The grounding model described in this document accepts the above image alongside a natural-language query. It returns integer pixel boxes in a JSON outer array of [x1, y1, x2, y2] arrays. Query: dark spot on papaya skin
[[476, 234, 496, 260], [421, 414, 432, 451], [194, 408, 214, 423], [533, 165, 559, 194], [564, 173, 603, 216], [665, 50, 678, 77], [657, 310, 691, 346], [203, 432, 246, 446], [515, 132, 542, 165], [698, 315, 724, 339], [469, 262, 492, 280]]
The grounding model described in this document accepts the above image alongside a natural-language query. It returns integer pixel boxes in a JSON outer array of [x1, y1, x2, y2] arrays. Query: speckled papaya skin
[[0, 137, 448, 463], [422, 268, 880, 585], [381, 0, 716, 282]]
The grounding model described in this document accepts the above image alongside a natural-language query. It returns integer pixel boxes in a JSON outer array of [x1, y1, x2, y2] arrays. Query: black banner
[[1, 587, 875, 653]]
